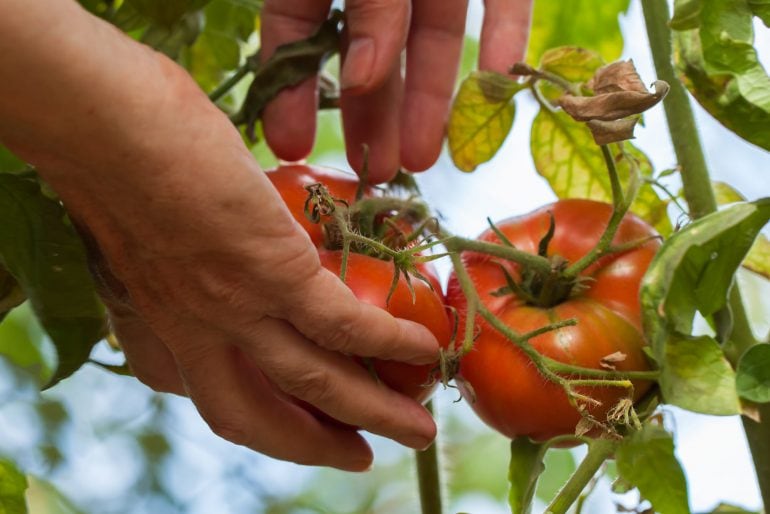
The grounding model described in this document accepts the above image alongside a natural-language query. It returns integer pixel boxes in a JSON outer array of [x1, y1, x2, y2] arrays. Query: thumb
[[341, 0, 411, 92]]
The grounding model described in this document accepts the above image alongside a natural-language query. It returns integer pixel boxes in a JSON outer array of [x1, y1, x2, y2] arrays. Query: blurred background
[[1, 1, 769, 513]]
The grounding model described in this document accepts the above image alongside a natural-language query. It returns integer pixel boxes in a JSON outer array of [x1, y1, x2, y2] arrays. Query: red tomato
[[446, 199, 658, 441], [319, 250, 452, 403], [265, 164, 363, 246]]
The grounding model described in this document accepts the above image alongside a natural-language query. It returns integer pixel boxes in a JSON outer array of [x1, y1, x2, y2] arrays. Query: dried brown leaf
[[590, 60, 648, 94], [559, 80, 669, 121], [587, 118, 638, 145]]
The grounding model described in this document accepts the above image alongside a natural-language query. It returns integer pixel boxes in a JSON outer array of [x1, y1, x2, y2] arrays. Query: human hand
[[0, 0, 439, 471], [261, 0, 533, 183]]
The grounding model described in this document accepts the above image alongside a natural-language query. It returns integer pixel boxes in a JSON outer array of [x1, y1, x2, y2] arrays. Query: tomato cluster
[[446, 199, 658, 440], [265, 164, 451, 403], [268, 163, 658, 441]]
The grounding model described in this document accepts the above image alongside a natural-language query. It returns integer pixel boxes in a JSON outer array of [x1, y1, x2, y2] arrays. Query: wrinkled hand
[[0, 0, 438, 471], [261, 0, 533, 183]]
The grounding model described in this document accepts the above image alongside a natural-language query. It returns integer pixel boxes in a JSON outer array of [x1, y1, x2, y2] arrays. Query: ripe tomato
[[319, 250, 451, 403], [446, 199, 658, 441], [265, 164, 364, 246]]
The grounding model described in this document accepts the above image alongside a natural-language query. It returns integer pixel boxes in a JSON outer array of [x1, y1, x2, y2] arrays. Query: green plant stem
[[565, 145, 629, 277], [443, 235, 552, 275], [416, 401, 442, 514], [545, 438, 617, 514], [208, 62, 253, 102], [641, 0, 768, 509]]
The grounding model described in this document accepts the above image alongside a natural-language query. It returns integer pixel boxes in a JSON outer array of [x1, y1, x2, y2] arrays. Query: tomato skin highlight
[[265, 164, 363, 246], [319, 251, 451, 403], [447, 199, 659, 440]]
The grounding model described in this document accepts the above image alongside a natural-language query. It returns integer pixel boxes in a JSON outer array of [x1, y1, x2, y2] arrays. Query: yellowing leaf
[[537, 46, 605, 102], [448, 71, 524, 172], [530, 108, 672, 235]]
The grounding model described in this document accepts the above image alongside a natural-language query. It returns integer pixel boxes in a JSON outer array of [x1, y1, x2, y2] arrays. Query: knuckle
[[207, 415, 253, 447], [318, 305, 364, 354], [281, 368, 337, 406]]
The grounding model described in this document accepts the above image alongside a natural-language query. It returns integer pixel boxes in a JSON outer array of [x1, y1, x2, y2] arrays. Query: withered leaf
[[557, 60, 668, 144], [590, 60, 648, 94], [559, 80, 669, 122], [587, 118, 638, 145]]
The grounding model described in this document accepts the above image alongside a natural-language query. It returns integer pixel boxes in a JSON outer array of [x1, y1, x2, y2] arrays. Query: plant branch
[[564, 145, 631, 277], [416, 401, 443, 514], [642, 0, 767, 508], [442, 235, 552, 276], [545, 438, 617, 514], [208, 55, 257, 102]]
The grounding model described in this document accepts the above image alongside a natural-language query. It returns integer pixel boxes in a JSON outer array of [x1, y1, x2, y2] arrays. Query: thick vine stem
[[545, 438, 617, 514], [641, 0, 768, 509], [416, 401, 443, 514]]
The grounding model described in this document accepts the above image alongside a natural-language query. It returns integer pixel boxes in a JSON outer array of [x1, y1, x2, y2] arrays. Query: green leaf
[[534, 449, 577, 502], [0, 174, 106, 387], [749, 0, 770, 25], [0, 269, 25, 321], [736, 344, 770, 402], [448, 71, 523, 172], [673, 0, 770, 151], [25, 477, 85, 514], [0, 147, 26, 175], [186, 0, 261, 92], [0, 305, 53, 383], [661, 334, 741, 415], [140, 13, 203, 60], [743, 235, 770, 279], [671, 0, 703, 30], [526, 0, 630, 66], [641, 199, 770, 344], [713, 182, 770, 279], [508, 439, 545, 514], [640, 200, 770, 413], [537, 47, 605, 102], [236, 11, 342, 141], [530, 108, 672, 235], [0, 459, 28, 514], [710, 503, 758, 513], [616, 424, 689, 514], [125, 0, 211, 27]]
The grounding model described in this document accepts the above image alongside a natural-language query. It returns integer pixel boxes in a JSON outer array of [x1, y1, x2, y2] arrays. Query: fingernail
[[402, 433, 435, 451], [342, 37, 375, 90]]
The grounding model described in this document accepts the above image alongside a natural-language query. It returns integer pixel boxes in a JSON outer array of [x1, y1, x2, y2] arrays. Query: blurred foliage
[[526, 0, 630, 66]]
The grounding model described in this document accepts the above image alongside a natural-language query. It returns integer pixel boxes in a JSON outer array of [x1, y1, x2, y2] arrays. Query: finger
[[175, 334, 375, 471], [106, 304, 187, 395], [400, 0, 468, 171], [260, 0, 333, 161], [341, 67, 403, 183], [340, 0, 411, 93], [279, 266, 439, 364], [480, 0, 533, 73], [242, 317, 436, 449]]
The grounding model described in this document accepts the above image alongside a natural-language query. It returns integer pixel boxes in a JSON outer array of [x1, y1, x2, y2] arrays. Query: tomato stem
[[415, 400, 443, 514], [544, 438, 617, 514], [563, 145, 633, 278], [443, 235, 552, 276]]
